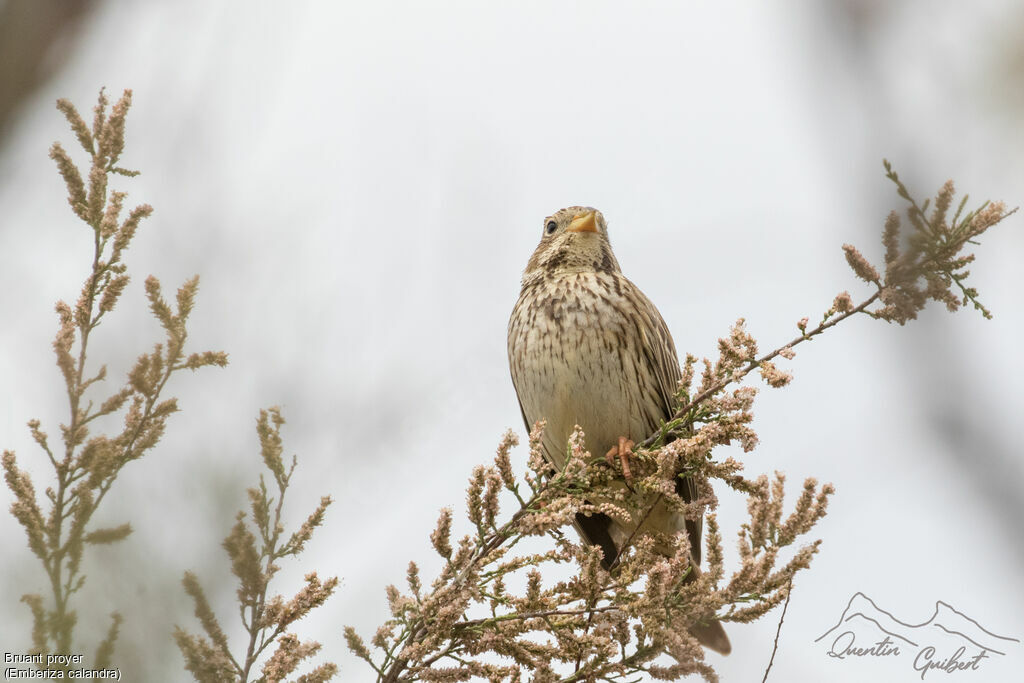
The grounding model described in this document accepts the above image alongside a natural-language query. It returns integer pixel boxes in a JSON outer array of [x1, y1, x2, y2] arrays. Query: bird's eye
[[545, 221, 558, 235]]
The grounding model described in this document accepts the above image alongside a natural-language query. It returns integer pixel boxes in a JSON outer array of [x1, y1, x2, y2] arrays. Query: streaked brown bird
[[507, 207, 730, 655]]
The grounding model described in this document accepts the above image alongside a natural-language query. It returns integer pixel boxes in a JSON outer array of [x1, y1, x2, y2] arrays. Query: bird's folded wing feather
[[629, 284, 704, 565]]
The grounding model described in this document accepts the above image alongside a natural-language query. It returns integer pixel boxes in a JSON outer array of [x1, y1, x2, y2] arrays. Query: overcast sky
[[2, 1, 1023, 681]]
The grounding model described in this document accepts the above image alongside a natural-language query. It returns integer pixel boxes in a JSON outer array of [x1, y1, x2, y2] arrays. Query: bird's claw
[[605, 436, 636, 491]]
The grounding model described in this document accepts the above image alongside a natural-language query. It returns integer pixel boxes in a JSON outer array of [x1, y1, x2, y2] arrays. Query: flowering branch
[[174, 408, 338, 683], [348, 419, 829, 682], [645, 161, 1014, 453], [3, 89, 227, 673]]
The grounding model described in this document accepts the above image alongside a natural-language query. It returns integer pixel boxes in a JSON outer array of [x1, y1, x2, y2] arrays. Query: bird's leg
[[605, 436, 636, 490]]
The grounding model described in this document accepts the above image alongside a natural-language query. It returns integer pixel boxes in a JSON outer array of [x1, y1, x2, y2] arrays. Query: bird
[[507, 206, 731, 655]]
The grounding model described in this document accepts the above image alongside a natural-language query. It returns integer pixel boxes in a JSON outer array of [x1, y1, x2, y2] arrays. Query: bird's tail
[[682, 562, 731, 655], [689, 618, 731, 655]]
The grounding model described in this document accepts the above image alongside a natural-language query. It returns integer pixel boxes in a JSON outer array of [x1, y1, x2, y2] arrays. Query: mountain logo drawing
[[816, 592, 1019, 679]]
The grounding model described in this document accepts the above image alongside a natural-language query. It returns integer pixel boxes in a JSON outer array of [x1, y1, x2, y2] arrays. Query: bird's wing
[[630, 285, 704, 566]]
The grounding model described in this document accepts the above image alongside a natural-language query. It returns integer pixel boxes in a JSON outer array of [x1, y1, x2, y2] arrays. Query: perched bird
[[507, 207, 730, 655]]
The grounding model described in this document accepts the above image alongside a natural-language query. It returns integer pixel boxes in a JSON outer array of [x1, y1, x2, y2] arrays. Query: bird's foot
[[605, 436, 636, 491]]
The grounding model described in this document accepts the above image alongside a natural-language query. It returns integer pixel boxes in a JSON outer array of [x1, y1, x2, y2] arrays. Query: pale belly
[[509, 272, 667, 469]]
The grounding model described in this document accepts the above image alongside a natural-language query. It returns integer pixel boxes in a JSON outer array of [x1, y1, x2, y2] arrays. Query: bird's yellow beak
[[567, 211, 598, 234]]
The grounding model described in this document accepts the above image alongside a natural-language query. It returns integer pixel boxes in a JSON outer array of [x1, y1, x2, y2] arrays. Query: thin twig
[[455, 604, 624, 631], [761, 579, 793, 683]]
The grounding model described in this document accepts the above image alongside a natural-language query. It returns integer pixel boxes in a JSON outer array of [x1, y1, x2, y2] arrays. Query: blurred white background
[[1, 1, 1022, 681]]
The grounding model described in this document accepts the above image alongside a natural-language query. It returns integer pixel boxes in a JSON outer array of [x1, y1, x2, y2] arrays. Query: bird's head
[[522, 206, 621, 284]]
